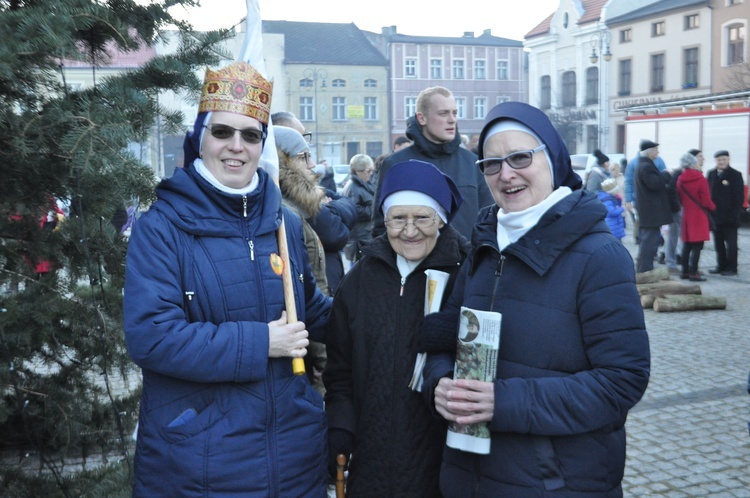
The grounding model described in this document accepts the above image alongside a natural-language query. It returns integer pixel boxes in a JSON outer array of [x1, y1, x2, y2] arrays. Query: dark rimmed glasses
[[384, 215, 438, 231], [475, 144, 547, 176], [302, 132, 313, 144], [296, 151, 312, 163], [203, 124, 266, 144]]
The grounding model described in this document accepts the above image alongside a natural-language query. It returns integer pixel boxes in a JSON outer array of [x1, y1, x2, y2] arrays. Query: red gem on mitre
[[231, 82, 248, 99], [206, 82, 219, 94], [258, 92, 269, 104]]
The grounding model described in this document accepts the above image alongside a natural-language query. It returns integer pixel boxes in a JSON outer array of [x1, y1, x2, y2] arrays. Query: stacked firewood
[[635, 267, 726, 312]]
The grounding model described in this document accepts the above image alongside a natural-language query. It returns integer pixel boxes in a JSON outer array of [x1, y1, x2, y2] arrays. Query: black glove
[[327, 429, 354, 480]]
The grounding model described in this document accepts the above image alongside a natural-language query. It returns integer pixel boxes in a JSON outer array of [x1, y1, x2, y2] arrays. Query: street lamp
[[589, 30, 612, 151], [303, 67, 327, 161]]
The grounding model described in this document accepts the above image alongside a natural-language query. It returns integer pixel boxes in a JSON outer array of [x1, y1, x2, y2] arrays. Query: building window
[[619, 59, 632, 96], [430, 59, 442, 79], [366, 141, 383, 159], [651, 53, 665, 92], [652, 21, 665, 37], [452, 60, 464, 79], [728, 23, 745, 65], [561, 71, 576, 107], [455, 97, 466, 119], [728, 0, 744, 4], [332, 79, 346, 88], [496, 60, 509, 80], [497, 96, 510, 104], [540, 75, 551, 110], [364, 97, 377, 120], [405, 97, 416, 118], [585, 67, 599, 105], [684, 48, 699, 88], [364, 78, 377, 88], [405, 59, 417, 78], [620, 29, 632, 43], [332, 97, 347, 121], [474, 97, 486, 119], [474, 60, 486, 80], [300, 78, 313, 88], [685, 14, 699, 30], [299, 96, 313, 121]]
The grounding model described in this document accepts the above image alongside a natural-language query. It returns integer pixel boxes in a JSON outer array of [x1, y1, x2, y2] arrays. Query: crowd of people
[[121, 53, 745, 497]]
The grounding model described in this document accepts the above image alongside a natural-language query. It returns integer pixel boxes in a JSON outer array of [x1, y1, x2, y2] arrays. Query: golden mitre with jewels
[[198, 61, 273, 125]]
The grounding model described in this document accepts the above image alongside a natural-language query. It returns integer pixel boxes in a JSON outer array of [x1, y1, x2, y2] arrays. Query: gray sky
[[170, 0, 559, 41]]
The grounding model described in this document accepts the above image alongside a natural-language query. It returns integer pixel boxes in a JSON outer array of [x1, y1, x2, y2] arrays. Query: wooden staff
[[335, 453, 347, 498], [242, 0, 304, 375], [276, 218, 305, 375]]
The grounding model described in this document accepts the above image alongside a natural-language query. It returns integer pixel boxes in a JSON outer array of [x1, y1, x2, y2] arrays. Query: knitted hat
[[273, 126, 309, 157], [680, 153, 698, 169], [378, 160, 463, 223], [601, 177, 618, 193], [593, 149, 610, 165], [640, 139, 659, 151], [714, 150, 729, 158]]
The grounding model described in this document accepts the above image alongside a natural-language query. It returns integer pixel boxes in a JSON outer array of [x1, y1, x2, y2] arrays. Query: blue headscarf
[[477, 102, 582, 191]]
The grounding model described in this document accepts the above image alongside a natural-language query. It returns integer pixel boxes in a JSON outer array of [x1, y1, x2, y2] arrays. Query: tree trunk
[[637, 282, 702, 297]]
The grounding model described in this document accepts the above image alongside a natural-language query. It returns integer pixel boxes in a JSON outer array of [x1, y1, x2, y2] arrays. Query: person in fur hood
[[275, 125, 330, 394]]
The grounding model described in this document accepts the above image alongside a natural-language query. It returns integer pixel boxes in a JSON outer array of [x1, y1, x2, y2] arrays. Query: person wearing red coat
[[676, 152, 715, 281]]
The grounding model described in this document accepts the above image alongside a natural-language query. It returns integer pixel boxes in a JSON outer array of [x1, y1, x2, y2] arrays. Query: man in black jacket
[[708, 150, 745, 276], [371, 86, 493, 241], [635, 140, 674, 273]]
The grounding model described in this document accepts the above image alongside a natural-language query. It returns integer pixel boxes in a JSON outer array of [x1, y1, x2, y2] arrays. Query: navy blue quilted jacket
[[124, 165, 331, 497], [423, 190, 650, 497]]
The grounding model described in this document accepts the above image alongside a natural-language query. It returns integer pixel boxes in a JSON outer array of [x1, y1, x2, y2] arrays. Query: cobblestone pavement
[[621, 225, 750, 497]]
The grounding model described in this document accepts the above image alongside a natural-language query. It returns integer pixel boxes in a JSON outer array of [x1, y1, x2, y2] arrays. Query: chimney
[[382, 25, 397, 36], [463, 31, 474, 38], [483, 29, 492, 36]]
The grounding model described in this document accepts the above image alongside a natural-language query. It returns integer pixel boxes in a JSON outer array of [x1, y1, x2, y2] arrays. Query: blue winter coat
[[124, 165, 331, 497], [422, 190, 650, 497], [597, 190, 626, 240]]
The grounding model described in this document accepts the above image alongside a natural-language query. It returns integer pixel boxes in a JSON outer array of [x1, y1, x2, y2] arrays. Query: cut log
[[637, 282, 702, 297], [641, 294, 656, 309], [635, 266, 671, 284], [653, 294, 727, 312]]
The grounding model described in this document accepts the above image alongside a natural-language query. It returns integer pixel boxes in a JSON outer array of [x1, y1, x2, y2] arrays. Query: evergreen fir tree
[[0, 1, 234, 494]]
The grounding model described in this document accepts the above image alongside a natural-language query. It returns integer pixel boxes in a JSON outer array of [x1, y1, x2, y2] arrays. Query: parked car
[[332, 164, 350, 190]]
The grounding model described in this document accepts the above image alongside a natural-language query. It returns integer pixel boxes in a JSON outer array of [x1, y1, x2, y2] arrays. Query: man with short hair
[[634, 140, 673, 273], [707, 150, 744, 276], [392, 135, 411, 152], [372, 86, 493, 240]]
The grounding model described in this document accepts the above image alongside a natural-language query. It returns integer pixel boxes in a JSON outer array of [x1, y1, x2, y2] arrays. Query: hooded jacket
[[325, 226, 469, 498], [372, 116, 494, 241], [124, 164, 331, 497], [420, 102, 649, 497]]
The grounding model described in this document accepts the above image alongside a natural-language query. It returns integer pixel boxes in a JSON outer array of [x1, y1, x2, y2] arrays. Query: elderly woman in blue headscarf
[[123, 62, 331, 497], [324, 160, 469, 497], [420, 102, 650, 497]]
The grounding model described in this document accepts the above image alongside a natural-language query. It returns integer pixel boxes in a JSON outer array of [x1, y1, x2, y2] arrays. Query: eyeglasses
[[475, 144, 547, 176], [296, 151, 311, 163], [384, 215, 437, 231], [302, 132, 313, 143], [364, 168, 375, 174], [203, 124, 266, 144]]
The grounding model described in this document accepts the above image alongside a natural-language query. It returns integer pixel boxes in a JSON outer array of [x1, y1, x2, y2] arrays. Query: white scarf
[[194, 158, 259, 195], [496, 187, 573, 251]]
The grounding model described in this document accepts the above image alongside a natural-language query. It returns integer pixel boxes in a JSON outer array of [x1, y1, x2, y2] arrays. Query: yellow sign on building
[[348, 105, 364, 119]]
